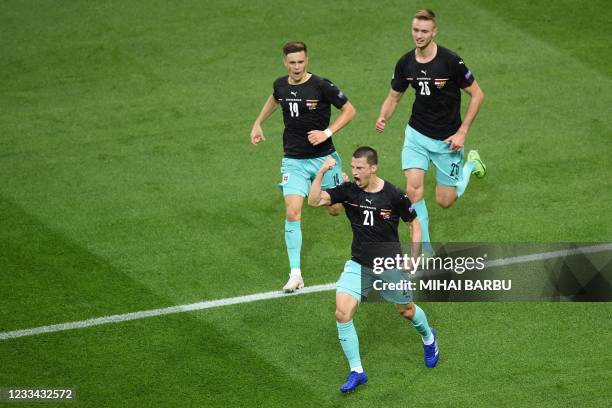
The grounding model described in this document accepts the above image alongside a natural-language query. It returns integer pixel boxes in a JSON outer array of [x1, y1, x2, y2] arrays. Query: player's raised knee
[[435, 197, 454, 208], [435, 193, 455, 209]]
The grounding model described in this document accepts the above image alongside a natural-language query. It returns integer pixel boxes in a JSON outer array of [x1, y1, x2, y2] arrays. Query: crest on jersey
[[434, 78, 448, 89], [306, 100, 319, 110], [380, 209, 392, 219]]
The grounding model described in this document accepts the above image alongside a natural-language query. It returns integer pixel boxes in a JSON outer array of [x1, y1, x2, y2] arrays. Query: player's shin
[[409, 304, 434, 344], [412, 199, 433, 254], [284, 219, 302, 271], [456, 161, 475, 197], [337, 320, 363, 372]]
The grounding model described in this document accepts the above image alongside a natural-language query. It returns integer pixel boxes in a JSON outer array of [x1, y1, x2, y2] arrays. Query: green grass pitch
[[1, 0, 611, 406]]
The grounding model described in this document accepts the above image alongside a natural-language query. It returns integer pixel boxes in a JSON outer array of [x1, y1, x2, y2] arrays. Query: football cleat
[[467, 150, 486, 178], [282, 275, 304, 293], [423, 328, 440, 368], [340, 371, 368, 393]]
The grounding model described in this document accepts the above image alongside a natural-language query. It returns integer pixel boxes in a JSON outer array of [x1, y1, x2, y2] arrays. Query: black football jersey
[[326, 180, 417, 268], [273, 74, 348, 159], [391, 46, 475, 140]]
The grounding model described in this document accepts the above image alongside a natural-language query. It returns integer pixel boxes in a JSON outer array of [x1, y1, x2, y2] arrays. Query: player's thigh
[[284, 194, 304, 212], [335, 292, 358, 322], [402, 126, 431, 172], [404, 168, 426, 191], [336, 260, 366, 304], [279, 157, 311, 197]]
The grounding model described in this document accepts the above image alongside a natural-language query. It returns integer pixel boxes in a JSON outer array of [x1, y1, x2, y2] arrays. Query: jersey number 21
[[363, 210, 374, 226]]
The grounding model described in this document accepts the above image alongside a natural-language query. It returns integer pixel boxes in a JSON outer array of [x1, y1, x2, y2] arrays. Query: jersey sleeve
[[319, 78, 348, 109], [272, 80, 279, 99], [326, 182, 348, 205], [390, 57, 410, 93], [396, 192, 417, 223], [451, 54, 475, 89]]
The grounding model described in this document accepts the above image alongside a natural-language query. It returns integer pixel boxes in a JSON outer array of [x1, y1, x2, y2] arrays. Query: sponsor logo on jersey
[[465, 70, 473, 80], [306, 99, 319, 110], [290, 91, 298, 97]]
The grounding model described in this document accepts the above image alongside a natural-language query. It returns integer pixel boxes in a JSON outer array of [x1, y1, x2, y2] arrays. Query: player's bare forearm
[[444, 82, 484, 150], [458, 80, 484, 134], [308, 102, 357, 146], [399, 218, 422, 273], [375, 90, 403, 133], [328, 101, 356, 134], [250, 95, 279, 144], [409, 218, 422, 258], [253, 95, 279, 126], [308, 156, 336, 207], [308, 170, 325, 207]]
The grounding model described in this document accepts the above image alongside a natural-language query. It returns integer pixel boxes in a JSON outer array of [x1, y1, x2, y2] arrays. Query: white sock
[[290, 268, 302, 278], [422, 334, 435, 345], [351, 365, 364, 373]]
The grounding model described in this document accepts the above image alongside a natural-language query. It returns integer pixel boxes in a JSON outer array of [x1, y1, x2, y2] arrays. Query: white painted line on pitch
[[0, 283, 336, 341], [1, 244, 610, 341], [485, 243, 612, 267]]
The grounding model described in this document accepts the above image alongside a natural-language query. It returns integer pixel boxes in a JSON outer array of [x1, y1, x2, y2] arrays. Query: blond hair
[[414, 9, 436, 26]]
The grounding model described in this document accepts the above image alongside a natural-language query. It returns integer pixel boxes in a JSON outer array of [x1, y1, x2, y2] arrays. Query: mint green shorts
[[336, 260, 413, 304], [279, 151, 343, 197], [402, 126, 464, 187]]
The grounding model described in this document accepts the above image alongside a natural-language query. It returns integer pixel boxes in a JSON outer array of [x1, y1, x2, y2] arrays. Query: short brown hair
[[414, 9, 436, 26], [353, 146, 378, 165], [282, 41, 307, 55]]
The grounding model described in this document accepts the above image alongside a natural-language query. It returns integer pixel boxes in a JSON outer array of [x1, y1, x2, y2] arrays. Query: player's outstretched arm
[[444, 80, 485, 151], [308, 156, 336, 207], [307, 101, 356, 146], [375, 89, 404, 133], [250, 95, 279, 145]]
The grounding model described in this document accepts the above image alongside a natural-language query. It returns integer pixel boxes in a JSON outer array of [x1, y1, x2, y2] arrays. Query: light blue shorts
[[336, 260, 413, 304], [402, 126, 464, 187], [279, 151, 343, 197]]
